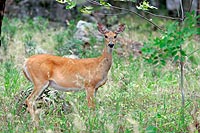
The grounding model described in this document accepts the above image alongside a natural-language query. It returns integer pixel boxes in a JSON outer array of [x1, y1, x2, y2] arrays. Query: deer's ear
[[115, 24, 125, 34], [97, 23, 108, 34]]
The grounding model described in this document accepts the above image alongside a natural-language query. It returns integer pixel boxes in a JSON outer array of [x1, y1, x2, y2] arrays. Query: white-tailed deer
[[23, 23, 125, 121]]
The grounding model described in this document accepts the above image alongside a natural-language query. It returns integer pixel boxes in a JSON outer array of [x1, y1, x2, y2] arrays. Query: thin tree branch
[[180, 0, 184, 21], [87, 0, 165, 31], [87, 0, 100, 6], [102, 11, 129, 16], [143, 10, 181, 20], [187, 47, 200, 57]]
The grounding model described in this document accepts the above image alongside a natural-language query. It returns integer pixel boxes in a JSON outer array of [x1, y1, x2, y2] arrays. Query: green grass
[[0, 16, 199, 133]]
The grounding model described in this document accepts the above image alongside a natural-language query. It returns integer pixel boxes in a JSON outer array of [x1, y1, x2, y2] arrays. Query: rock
[[35, 46, 47, 54], [5, 0, 78, 23], [117, 36, 143, 56], [63, 54, 79, 59], [74, 20, 103, 42], [130, 41, 143, 51], [166, 0, 197, 13], [166, 0, 180, 11], [129, 41, 143, 56]]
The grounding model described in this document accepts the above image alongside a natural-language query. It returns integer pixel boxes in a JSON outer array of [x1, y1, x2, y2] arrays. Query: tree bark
[[183, 0, 191, 12], [0, 0, 6, 47], [198, 0, 200, 26]]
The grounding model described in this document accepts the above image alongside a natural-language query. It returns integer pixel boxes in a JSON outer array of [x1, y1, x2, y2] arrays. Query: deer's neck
[[97, 46, 113, 73], [102, 46, 113, 60]]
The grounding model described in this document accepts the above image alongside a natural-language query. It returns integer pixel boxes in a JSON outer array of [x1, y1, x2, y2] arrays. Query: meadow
[[0, 15, 199, 132]]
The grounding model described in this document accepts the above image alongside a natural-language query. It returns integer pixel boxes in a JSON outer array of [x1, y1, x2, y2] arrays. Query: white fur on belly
[[49, 80, 84, 92]]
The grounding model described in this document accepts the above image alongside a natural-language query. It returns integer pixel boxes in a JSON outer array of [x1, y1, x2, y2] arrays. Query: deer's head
[[98, 23, 125, 49]]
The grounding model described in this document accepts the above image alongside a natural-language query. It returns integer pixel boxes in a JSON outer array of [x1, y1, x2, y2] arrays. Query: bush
[[142, 12, 199, 66]]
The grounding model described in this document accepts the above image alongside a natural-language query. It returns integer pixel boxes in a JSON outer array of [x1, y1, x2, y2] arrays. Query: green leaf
[[160, 60, 166, 65], [100, 0, 111, 7], [171, 50, 178, 56], [153, 60, 158, 65], [146, 125, 157, 133], [147, 58, 153, 63], [85, 6, 93, 10], [65, 1, 76, 9], [180, 50, 187, 56], [180, 56, 186, 62], [56, 0, 68, 4], [80, 6, 94, 14], [173, 55, 179, 62], [136, 0, 157, 11], [157, 113, 162, 118], [159, 42, 166, 48]]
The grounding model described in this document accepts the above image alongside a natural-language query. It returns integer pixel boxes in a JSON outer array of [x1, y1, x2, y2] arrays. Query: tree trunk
[[0, 0, 6, 47], [183, 0, 191, 12], [198, 0, 200, 26]]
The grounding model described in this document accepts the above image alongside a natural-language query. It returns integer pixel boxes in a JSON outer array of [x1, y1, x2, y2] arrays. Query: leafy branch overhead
[[56, 0, 112, 13], [136, 0, 157, 10], [99, 0, 111, 7], [56, 0, 76, 9], [80, 6, 94, 14], [56, 0, 165, 31], [56, 0, 158, 13]]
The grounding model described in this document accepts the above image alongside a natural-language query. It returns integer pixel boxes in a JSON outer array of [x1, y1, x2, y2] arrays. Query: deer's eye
[[105, 35, 108, 38], [114, 35, 117, 38]]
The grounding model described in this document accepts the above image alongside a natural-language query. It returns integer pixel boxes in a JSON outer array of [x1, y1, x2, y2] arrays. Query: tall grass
[[0, 16, 199, 132]]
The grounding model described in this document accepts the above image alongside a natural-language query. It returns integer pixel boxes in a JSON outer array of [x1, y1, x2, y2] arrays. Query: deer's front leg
[[86, 87, 95, 108]]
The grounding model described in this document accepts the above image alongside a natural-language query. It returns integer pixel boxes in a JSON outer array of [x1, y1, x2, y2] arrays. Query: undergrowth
[[0, 16, 199, 133]]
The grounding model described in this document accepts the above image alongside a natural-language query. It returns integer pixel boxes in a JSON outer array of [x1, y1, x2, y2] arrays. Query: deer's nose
[[108, 43, 114, 48]]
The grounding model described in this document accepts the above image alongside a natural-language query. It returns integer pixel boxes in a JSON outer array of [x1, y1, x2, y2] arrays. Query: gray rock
[[35, 46, 47, 54], [166, 0, 180, 11], [74, 20, 103, 42], [63, 54, 79, 59]]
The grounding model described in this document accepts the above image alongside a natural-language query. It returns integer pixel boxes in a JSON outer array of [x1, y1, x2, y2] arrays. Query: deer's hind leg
[[26, 80, 49, 121]]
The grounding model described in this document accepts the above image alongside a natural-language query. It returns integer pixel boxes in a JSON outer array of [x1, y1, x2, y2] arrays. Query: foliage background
[[0, 0, 200, 132]]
